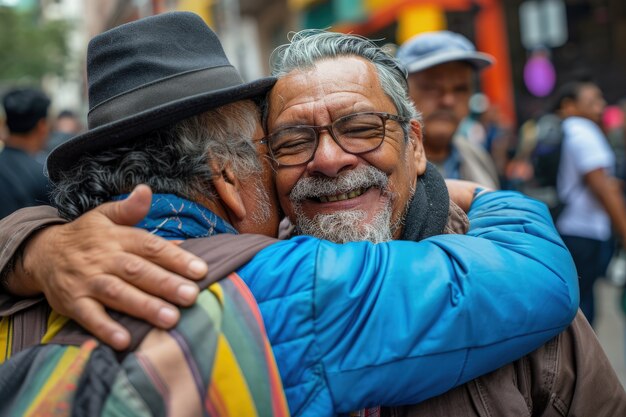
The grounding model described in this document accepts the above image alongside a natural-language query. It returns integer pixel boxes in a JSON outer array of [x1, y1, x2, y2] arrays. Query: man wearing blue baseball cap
[[397, 31, 500, 189]]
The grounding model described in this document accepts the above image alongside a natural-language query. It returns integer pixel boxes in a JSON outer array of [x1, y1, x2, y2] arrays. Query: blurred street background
[[2, 0, 626, 388], [3, 0, 626, 129], [597, 277, 626, 387]]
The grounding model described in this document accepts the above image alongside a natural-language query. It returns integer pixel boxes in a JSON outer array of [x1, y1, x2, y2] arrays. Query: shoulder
[[452, 137, 500, 188], [468, 190, 551, 221], [520, 312, 626, 415], [130, 276, 287, 416], [563, 117, 605, 142], [562, 117, 613, 167], [237, 235, 323, 309], [0, 147, 28, 168]]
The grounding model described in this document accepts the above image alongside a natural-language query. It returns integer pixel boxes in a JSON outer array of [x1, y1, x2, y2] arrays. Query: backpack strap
[[50, 233, 277, 359], [7, 301, 50, 356]]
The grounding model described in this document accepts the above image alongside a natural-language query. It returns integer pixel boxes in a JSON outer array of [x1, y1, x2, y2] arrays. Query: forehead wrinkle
[[270, 57, 394, 129], [268, 92, 287, 123]]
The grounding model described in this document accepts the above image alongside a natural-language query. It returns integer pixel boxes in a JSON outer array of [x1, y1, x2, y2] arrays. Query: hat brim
[[46, 76, 276, 183], [405, 51, 494, 74]]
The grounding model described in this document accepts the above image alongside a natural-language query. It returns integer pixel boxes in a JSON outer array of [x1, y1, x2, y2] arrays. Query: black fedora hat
[[46, 11, 276, 183]]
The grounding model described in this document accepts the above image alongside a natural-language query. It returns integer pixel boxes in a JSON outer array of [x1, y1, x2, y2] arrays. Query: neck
[[5, 134, 41, 155], [193, 193, 231, 225], [399, 162, 450, 242]]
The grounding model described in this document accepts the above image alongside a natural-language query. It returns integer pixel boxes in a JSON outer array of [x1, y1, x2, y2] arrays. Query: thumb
[[94, 184, 153, 226]]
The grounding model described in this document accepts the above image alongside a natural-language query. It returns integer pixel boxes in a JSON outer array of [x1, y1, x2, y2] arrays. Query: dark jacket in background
[[0, 146, 50, 219]]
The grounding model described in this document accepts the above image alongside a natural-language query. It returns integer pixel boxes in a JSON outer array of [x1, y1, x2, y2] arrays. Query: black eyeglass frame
[[260, 111, 411, 167]]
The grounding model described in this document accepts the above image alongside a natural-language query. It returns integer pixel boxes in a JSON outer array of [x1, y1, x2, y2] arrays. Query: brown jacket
[[0, 206, 64, 353], [383, 311, 626, 417], [1, 206, 625, 416]]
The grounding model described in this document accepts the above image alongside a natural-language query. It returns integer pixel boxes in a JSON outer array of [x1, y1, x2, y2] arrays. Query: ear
[[210, 160, 247, 221], [408, 120, 427, 176]]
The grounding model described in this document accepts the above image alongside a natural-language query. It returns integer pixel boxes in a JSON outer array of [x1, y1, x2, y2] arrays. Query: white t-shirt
[[556, 116, 615, 240]]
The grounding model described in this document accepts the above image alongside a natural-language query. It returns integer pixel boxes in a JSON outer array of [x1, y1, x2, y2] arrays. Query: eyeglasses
[[260, 111, 410, 166]]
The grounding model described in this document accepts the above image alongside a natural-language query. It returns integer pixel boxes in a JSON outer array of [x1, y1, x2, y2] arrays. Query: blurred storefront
[[292, 0, 516, 125], [18, 0, 294, 116], [509, 0, 626, 123], [10, 0, 626, 128], [80, 0, 295, 79], [293, 0, 626, 126]]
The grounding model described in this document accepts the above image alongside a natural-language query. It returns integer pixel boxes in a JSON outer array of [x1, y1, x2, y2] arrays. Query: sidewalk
[[595, 278, 626, 387]]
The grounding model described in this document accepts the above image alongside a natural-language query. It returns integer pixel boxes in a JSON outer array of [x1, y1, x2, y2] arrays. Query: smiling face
[[266, 56, 426, 242]]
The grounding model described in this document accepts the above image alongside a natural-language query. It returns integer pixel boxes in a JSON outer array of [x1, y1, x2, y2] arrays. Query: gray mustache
[[289, 166, 389, 202]]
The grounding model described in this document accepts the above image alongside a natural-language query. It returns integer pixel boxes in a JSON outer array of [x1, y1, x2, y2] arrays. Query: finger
[[69, 298, 131, 350], [95, 184, 153, 226], [88, 274, 182, 329], [111, 253, 199, 305], [123, 232, 208, 280]]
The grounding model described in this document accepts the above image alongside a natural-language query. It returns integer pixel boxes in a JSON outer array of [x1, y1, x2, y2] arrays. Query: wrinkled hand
[[21, 185, 208, 350], [445, 179, 490, 212]]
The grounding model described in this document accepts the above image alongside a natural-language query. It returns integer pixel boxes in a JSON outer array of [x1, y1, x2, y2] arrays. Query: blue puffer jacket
[[238, 191, 578, 417]]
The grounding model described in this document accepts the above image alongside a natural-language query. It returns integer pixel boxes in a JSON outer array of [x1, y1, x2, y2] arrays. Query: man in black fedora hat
[[0, 12, 605, 417]]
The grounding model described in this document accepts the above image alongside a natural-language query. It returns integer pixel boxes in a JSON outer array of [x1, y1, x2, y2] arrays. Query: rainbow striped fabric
[[0, 273, 289, 417]]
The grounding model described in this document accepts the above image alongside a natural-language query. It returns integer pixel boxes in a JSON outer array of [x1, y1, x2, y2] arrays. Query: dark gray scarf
[[400, 162, 450, 241]]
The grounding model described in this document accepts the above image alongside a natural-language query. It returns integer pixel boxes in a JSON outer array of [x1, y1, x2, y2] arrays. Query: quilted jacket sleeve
[[238, 191, 578, 416]]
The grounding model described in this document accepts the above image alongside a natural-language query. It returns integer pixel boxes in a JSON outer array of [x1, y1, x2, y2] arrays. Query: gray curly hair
[[53, 100, 263, 220]]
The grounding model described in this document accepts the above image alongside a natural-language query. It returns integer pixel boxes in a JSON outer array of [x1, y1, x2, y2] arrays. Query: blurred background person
[[0, 87, 52, 219], [37, 109, 84, 163], [463, 93, 514, 186], [604, 102, 626, 187], [554, 80, 626, 327], [397, 30, 500, 189], [517, 105, 567, 219], [601, 100, 626, 367], [0, 113, 7, 146], [506, 116, 539, 192]]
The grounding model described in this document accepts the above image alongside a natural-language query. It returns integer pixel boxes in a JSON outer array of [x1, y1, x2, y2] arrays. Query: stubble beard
[[250, 178, 272, 225]]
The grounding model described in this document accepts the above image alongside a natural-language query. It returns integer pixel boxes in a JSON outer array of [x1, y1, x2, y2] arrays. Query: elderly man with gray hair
[[0, 13, 613, 417], [397, 31, 501, 189]]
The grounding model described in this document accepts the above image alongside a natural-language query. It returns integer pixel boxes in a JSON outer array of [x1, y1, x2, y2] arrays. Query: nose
[[307, 130, 359, 177], [440, 90, 456, 108]]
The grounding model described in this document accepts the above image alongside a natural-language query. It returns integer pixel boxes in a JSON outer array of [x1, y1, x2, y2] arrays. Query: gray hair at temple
[[266, 29, 422, 138], [53, 100, 263, 220]]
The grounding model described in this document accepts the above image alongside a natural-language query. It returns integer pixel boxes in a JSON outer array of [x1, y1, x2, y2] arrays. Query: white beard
[[293, 204, 394, 244], [250, 179, 272, 224], [289, 165, 401, 243]]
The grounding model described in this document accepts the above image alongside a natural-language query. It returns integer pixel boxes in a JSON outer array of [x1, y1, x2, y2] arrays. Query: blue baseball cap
[[397, 31, 494, 74]]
